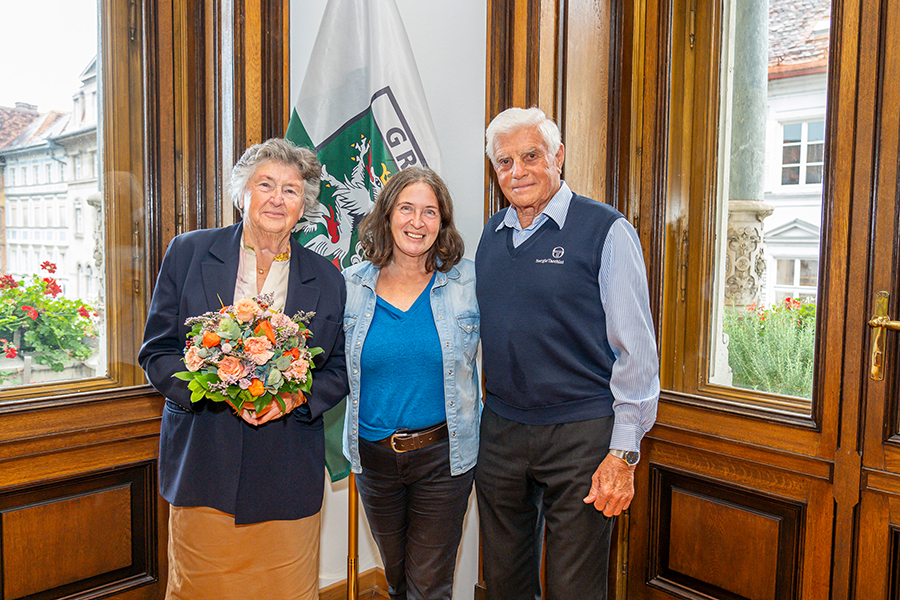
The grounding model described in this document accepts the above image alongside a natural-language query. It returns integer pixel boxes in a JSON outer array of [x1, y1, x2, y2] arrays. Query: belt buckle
[[390, 432, 411, 453]]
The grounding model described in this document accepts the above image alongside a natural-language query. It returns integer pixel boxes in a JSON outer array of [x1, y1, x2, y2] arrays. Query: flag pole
[[348, 473, 359, 600]]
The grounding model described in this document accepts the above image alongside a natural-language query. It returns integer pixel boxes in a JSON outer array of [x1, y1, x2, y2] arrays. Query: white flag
[[287, 0, 442, 270]]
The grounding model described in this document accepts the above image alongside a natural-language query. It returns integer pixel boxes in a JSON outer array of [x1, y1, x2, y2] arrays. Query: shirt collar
[[496, 181, 573, 231]]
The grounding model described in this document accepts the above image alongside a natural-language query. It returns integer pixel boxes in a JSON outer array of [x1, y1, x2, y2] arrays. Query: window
[[8, 169, 14, 186], [75, 204, 84, 237], [0, 0, 244, 401], [773, 258, 818, 303], [781, 120, 825, 186], [1, 0, 120, 396], [662, 0, 829, 413], [59, 162, 66, 181]]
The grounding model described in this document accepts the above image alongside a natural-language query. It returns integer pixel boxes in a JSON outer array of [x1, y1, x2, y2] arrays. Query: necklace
[[248, 247, 290, 274]]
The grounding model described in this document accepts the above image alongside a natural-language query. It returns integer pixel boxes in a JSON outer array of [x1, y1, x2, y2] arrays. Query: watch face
[[610, 449, 640, 465]]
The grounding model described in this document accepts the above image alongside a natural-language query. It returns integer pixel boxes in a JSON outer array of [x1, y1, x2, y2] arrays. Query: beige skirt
[[166, 505, 320, 600]]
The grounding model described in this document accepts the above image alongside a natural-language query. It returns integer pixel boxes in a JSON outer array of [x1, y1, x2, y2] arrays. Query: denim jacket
[[342, 259, 481, 476]]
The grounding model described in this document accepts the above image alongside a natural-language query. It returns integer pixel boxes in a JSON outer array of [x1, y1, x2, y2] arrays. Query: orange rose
[[233, 298, 261, 323], [202, 331, 221, 348], [184, 346, 204, 371], [248, 378, 266, 396], [244, 336, 275, 365], [217, 356, 244, 381]]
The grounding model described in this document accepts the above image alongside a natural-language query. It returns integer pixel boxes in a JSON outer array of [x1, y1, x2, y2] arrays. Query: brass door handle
[[869, 291, 900, 380]]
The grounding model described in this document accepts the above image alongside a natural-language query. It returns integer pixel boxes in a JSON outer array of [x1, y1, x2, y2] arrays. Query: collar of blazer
[[201, 222, 321, 314]]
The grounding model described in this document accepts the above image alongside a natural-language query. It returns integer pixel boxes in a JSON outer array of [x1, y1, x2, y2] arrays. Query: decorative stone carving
[[725, 199, 773, 308]]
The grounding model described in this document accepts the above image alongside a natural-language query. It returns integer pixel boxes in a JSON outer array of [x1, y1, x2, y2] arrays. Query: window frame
[[655, 0, 836, 423], [0, 0, 285, 404]]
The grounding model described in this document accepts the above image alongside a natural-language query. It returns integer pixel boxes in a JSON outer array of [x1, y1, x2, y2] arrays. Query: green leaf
[[190, 388, 205, 403], [207, 390, 229, 403], [173, 371, 195, 381]]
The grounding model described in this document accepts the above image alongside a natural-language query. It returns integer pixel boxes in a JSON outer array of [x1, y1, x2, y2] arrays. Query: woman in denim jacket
[[342, 167, 480, 600]]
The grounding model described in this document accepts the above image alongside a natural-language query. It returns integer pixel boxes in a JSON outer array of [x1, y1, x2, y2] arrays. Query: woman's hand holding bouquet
[[174, 293, 321, 426]]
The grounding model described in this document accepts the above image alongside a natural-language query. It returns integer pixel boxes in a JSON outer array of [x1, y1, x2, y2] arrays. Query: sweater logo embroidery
[[536, 246, 566, 265]]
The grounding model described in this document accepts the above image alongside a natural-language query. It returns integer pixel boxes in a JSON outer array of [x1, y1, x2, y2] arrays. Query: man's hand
[[583, 453, 636, 517]]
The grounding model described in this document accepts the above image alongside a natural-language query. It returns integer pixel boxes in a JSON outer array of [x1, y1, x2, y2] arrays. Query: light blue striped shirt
[[497, 181, 660, 453]]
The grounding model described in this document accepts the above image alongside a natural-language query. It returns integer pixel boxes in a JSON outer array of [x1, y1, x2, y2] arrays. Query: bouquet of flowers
[[173, 294, 322, 413]]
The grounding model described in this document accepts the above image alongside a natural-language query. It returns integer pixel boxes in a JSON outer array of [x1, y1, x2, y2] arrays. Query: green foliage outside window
[[0, 262, 98, 383], [723, 298, 816, 399]]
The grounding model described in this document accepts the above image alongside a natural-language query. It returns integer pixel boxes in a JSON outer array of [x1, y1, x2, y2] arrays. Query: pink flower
[[233, 298, 262, 323], [243, 335, 274, 365], [270, 312, 299, 334], [184, 346, 204, 371], [217, 355, 246, 382], [286, 358, 310, 380]]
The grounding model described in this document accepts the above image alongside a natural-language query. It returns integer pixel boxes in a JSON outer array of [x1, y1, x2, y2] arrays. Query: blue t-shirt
[[358, 273, 446, 441]]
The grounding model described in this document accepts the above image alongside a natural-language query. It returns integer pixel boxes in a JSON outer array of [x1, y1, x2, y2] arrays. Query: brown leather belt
[[374, 422, 449, 453]]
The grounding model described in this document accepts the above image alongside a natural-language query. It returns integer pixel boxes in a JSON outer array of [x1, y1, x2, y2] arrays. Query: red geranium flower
[[40, 261, 57, 274], [42, 277, 63, 297], [0, 275, 18, 290], [5, 347, 17, 359], [78, 306, 91, 318], [21, 305, 39, 320]]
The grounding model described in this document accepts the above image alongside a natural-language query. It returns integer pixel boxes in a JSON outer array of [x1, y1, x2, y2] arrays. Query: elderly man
[[474, 107, 660, 599]]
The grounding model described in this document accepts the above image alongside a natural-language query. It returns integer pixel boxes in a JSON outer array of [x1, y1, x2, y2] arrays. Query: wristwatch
[[608, 449, 640, 466]]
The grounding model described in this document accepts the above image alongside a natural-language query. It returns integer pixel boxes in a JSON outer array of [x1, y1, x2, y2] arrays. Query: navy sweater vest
[[475, 194, 624, 425]]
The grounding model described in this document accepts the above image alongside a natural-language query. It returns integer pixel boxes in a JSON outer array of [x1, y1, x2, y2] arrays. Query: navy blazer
[[139, 222, 349, 524]]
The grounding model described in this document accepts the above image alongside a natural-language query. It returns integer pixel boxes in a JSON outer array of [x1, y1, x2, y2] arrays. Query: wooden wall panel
[[2, 487, 132, 598], [0, 461, 157, 600], [648, 466, 802, 600], [0, 391, 165, 600], [667, 489, 779, 599]]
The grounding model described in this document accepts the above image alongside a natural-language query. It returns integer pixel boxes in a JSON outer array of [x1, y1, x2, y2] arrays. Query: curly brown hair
[[357, 167, 464, 273]]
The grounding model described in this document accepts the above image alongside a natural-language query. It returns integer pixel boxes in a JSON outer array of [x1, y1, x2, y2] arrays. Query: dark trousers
[[475, 406, 615, 600], [356, 436, 474, 600]]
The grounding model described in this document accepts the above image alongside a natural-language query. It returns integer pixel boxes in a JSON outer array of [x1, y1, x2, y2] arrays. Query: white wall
[[290, 1, 488, 596]]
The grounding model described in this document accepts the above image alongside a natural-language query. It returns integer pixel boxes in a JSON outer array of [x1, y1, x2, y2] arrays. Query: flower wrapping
[[173, 293, 323, 413]]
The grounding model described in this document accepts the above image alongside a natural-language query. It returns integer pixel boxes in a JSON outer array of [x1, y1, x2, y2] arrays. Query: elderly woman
[[342, 166, 480, 600], [139, 138, 348, 599]]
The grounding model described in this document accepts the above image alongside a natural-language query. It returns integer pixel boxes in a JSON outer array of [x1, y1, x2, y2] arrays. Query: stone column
[[726, 200, 773, 307], [726, 0, 772, 308]]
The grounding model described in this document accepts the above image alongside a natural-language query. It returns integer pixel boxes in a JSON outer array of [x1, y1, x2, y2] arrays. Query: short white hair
[[485, 107, 562, 165], [229, 138, 321, 215]]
